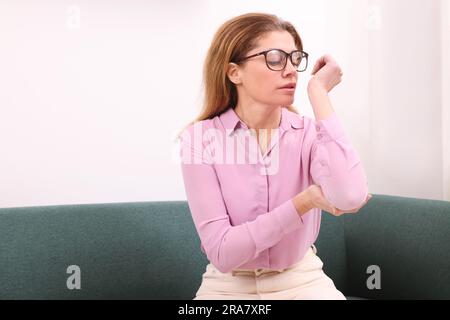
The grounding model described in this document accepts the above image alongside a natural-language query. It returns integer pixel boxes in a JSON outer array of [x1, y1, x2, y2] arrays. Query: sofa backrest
[[0, 200, 347, 299], [342, 195, 450, 300], [4, 194, 447, 299], [0, 201, 208, 299]]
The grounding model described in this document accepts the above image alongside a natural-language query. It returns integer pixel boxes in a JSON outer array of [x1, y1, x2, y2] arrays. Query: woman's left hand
[[308, 54, 343, 93]]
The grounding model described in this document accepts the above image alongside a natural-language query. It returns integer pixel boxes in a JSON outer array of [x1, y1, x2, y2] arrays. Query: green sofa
[[0, 194, 449, 300]]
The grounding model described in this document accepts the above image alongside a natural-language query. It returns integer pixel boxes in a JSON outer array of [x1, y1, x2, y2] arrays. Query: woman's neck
[[234, 104, 282, 131]]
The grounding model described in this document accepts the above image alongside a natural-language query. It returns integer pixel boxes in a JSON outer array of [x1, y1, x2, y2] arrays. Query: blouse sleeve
[[309, 112, 369, 211]]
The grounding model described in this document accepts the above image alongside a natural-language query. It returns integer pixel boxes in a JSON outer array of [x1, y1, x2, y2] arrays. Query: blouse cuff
[[314, 112, 346, 143], [273, 199, 305, 235]]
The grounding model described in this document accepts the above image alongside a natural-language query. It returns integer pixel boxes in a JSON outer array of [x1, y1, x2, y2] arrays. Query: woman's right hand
[[294, 184, 372, 217], [308, 54, 343, 93]]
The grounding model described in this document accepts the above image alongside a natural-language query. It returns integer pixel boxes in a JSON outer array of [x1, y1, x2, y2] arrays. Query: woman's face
[[230, 31, 299, 108]]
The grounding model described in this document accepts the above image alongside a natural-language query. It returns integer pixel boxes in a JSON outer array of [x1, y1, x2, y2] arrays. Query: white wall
[[367, 0, 443, 200], [0, 0, 209, 207], [0, 0, 448, 208]]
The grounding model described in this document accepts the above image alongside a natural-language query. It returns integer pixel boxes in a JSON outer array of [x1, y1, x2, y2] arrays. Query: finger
[[329, 206, 341, 216], [321, 54, 342, 75], [342, 196, 373, 213], [346, 203, 367, 213], [311, 56, 326, 75], [311, 62, 324, 75], [361, 194, 372, 204], [313, 57, 326, 73]]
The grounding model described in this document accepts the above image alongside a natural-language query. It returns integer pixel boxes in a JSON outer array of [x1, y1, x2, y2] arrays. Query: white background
[[0, 0, 449, 208]]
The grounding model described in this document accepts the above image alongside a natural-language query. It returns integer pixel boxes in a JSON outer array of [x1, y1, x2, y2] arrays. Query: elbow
[[206, 253, 233, 273], [323, 166, 369, 211], [205, 244, 234, 274], [325, 183, 369, 211], [202, 226, 254, 274]]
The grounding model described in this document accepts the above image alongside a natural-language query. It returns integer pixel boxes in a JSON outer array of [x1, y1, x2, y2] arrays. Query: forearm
[[307, 79, 369, 210], [307, 78, 335, 121], [204, 199, 304, 273]]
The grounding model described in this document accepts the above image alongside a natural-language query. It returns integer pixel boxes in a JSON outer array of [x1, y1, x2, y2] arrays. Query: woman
[[178, 12, 371, 300]]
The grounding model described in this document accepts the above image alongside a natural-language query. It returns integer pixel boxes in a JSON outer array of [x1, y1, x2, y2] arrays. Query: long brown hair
[[177, 12, 303, 138]]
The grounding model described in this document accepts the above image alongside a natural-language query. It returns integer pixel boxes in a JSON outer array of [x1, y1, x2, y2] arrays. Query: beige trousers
[[194, 245, 346, 300]]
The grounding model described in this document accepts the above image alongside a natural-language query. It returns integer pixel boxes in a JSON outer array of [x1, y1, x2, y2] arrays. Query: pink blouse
[[179, 106, 368, 273]]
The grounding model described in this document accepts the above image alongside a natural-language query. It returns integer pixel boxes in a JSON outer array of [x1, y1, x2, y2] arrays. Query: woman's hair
[[177, 12, 303, 138]]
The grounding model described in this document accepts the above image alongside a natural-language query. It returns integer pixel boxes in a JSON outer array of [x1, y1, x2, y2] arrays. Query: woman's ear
[[227, 62, 242, 85]]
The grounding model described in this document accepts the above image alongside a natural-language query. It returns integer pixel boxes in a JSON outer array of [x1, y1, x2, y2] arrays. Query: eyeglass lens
[[266, 50, 306, 71]]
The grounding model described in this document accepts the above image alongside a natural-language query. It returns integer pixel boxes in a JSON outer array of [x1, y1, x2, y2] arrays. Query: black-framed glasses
[[233, 48, 309, 72]]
